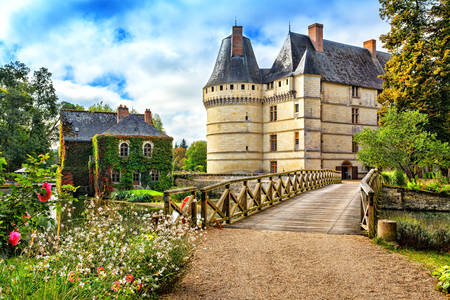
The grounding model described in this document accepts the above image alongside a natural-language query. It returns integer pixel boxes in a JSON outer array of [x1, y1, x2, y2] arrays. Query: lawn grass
[[128, 189, 163, 196], [374, 238, 450, 271]]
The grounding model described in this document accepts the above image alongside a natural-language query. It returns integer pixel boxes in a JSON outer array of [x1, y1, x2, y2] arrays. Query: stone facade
[[381, 186, 450, 212], [203, 23, 388, 178]]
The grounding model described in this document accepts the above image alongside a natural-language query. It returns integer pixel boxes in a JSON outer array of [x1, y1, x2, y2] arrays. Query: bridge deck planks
[[227, 182, 362, 235]]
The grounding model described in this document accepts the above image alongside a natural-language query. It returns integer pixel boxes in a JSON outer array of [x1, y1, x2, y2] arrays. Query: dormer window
[[252, 85, 255, 90], [220, 85, 223, 91], [143, 142, 153, 157], [211, 86, 214, 92], [119, 142, 129, 157], [241, 84, 245, 90], [352, 86, 359, 98], [230, 84, 234, 90], [278, 81, 281, 87]]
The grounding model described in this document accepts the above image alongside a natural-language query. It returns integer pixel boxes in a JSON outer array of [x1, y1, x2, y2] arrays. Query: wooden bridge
[[164, 169, 378, 235]]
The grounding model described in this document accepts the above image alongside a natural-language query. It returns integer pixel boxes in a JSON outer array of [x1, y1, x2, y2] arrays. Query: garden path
[[163, 229, 444, 299]]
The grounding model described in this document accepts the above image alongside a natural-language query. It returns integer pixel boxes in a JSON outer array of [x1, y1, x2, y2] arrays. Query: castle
[[203, 23, 390, 179]]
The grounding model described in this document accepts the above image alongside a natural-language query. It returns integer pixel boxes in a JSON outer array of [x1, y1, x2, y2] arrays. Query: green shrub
[[396, 218, 450, 251], [380, 172, 392, 185], [407, 180, 421, 191], [392, 169, 406, 186], [433, 265, 450, 294], [111, 190, 128, 201]]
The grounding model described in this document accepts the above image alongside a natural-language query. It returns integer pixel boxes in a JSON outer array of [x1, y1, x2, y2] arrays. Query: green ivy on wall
[[92, 134, 173, 196]]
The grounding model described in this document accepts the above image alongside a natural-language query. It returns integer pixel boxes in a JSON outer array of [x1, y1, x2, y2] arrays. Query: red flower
[[111, 282, 120, 292], [97, 266, 104, 274], [8, 231, 20, 246], [67, 271, 75, 282], [37, 182, 52, 202], [126, 274, 134, 282]]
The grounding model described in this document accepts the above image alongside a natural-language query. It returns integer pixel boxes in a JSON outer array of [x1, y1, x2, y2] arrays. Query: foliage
[[59, 141, 92, 188], [173, 147, 186, 171], [355, 108, 450, 180], [111, 189, 164, 203], [378, 0, 450, 142], [0, 61, 59, 171], [0, 153, 77, 256], [433, 265, 450, 294], [88, 100, 114, 112], [61, 101, 84, 110], [395, 217, 449, 251], [183, 141, 207, 172], [179, 139, 188, 149], [152, 113, 165, 133], [93, 135, 173, 196], [0, 201, 200, 298]]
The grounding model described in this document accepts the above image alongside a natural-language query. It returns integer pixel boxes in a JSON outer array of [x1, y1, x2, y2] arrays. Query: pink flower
[[23, 211, 31, 225], [37, 182, 52, 202], [67, 271, 75, 282], [126, 274, 134, 282], [8, 231, 20, 246], [111, 282, 120, 292]]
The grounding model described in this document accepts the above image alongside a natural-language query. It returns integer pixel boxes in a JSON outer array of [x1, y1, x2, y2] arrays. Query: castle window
[[295, 103, 299, 113], [286, 79, 288, 85], [278, 81, 281, 87], [241, 84, 245, 90], [270, 134, 277, 152], [352, 108, 359, 124], [352, 138, 358, 153], [220, 85, 223, 91], [143, 142, 153, 157], [230, 84, 234, 90], [133, 171, 140, 184], [245, 112, 248, 121], [271, 82, 274, 89], [252, 85, 255, 90], [211, 86, 214, 92], [246, 146, 249, 151], [352, 86, 359, 98], [151, 169, 159, 181], [111, 169, 121, 183], [119, 142, 129, 157], [205, 88, 207, 94], [295, 132, 300, 150], [270, 105, 277, 121], [270, 161, 277, 173]]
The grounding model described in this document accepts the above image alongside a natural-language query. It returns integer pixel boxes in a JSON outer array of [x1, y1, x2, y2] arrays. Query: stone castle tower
[[203, 23, 390, 179]]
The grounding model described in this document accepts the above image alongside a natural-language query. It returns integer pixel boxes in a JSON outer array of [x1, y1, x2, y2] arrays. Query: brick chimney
[[308, 23, 323, 52], [364, 39, 376, 58], [144, 109, 153, 126], [117, 104, 129, 122], [232, 25, 243, 57]]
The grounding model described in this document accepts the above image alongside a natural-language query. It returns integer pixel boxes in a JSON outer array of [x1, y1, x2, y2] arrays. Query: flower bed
[[0, 201, 200, 298]]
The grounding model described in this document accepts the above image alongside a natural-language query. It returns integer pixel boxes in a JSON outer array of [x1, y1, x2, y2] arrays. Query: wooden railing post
[[242, 181, 248, 216], [191, 190, 197, 227], [256, 178, 262, 210], [368, 191, 376, 238], [224, 184, 231, 224], [268, 177, 273, 204], [201, 191, 207, 228], [163, 192, 170, 215]]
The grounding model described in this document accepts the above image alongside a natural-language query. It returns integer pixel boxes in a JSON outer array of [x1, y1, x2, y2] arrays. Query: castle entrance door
[[336, 161, 357, 180]]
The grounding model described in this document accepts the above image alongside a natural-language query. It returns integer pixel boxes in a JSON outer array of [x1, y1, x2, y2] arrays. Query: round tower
[[203, 25, 263, 174]]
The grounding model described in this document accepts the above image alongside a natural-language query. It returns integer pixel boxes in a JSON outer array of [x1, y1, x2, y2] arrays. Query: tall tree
[[0, 61, 59, 171], [88, 100, 114, 112], [183, 141, 207, 172], [173, 147, 186, 171], [152, 113, 165, 133], [179, 139, 188, 149], [378, 0, 449, 142], [355, 108, 449, 180]]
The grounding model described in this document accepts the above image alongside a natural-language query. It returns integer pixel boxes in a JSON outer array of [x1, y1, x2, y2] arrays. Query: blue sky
[[0, 0, 390, 144]]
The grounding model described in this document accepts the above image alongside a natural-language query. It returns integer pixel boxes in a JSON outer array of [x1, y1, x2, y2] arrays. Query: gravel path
[[163, 228, 444, 300]]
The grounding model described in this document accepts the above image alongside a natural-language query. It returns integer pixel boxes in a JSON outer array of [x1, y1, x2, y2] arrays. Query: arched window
[[119, 142, 129, 157], [143, 142, 152, 157]]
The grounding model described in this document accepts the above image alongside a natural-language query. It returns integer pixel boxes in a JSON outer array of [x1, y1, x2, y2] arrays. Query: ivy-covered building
[[59, 105, 173, 196]]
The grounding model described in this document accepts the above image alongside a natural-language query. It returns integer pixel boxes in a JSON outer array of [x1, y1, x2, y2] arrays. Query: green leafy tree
[[183, 141, 207, 172], [355, 108, 449, 180], [88, 100, 114, 112], [179, 139, 188, 149], [378, 0, 450, 142], [152, 113, 165, 133], [173, 147, 186, 171], [61, 101, 84, 110], [0, 61, 59, 172]]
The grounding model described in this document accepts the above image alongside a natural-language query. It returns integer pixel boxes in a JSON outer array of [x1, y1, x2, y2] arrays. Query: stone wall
[[381, 185, 450, 212]]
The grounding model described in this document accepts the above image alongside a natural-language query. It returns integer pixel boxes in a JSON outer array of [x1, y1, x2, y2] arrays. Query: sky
[[0, 0, 390, 145]]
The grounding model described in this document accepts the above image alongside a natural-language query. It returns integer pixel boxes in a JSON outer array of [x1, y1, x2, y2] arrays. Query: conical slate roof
[[205, 35, 262, 87]]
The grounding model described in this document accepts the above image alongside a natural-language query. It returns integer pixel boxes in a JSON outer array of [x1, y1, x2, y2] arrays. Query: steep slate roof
[[207, 30, 391, 90], [60, 110, 167, 142], [205, 35, 261, 87], [102, 115, 168, 137]]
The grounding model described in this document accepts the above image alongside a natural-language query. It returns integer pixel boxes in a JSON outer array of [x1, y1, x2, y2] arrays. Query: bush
[[396, 218, 450, 251], [111, 189, 163, 203], [380, 172, 392, 185], [392, 169, 406, 186], [433, 265, 450, 294]]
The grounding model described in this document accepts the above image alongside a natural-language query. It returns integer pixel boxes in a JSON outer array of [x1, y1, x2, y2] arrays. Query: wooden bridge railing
[[164, 169, 341, 227], [360, 169, 382, 238]]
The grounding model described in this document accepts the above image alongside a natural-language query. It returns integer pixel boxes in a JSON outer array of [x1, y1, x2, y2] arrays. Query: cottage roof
[[206, 30, 391, 90], [60, 110, 167, 142]]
